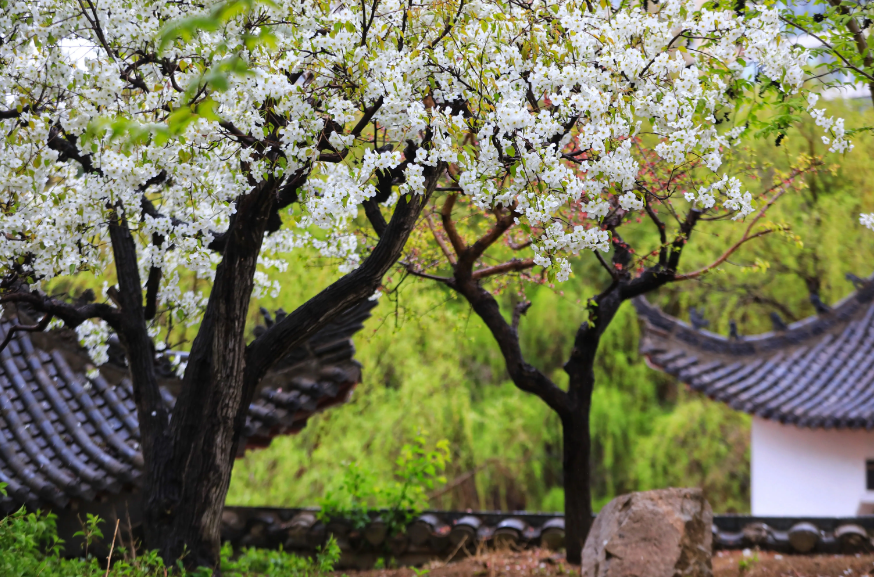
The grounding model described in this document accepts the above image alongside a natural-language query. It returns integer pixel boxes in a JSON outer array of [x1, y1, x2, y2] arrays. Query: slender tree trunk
[[560, 402, 593, 564], [562, 341, 596, 565], [561, 290, 620, 564]]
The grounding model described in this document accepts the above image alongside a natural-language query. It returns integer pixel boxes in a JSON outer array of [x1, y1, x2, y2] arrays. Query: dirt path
[[333, 548, 874, 577]]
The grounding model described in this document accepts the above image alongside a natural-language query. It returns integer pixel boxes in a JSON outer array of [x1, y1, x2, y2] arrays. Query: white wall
[[751, 417, 874, 516]]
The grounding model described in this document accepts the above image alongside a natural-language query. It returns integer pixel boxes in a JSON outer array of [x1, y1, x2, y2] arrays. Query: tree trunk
[[561, 351, 595, 564], [562, 294, 616, 565], [141, 177, 278, 571], [136, 165, 444, 571]]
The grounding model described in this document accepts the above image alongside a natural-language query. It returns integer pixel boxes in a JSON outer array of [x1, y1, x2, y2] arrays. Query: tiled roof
[[0, 300, 376, 513], [634, 276, 874, 429], [218, 506, 874, 565]]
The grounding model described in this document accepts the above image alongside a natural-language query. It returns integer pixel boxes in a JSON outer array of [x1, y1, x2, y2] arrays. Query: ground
[[333, 548, 874, 577]]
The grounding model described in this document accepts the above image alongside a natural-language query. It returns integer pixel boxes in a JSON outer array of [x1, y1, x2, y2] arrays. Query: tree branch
[[242, 162, 447, 402], [471, 257, 535, 280], [0, 313, 53, 353], [440, 193, 467, 257], [452, 277, 570, 416], [425, 213, 457, 265], [0, 292, 120, 329], [0, 103, 38, 119], [643, 195, 668, 266], [400, 262, 453, 283], [511, 300, 531, 332], [594, 250, 619, 281], [428, 0, 466, 49], [674, 229, 778, 281], [464, 206, 518, 266], [674, 188, 787, 280]]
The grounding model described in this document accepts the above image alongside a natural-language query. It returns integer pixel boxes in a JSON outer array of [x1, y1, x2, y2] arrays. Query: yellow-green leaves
[[157, 0, 278, 53]]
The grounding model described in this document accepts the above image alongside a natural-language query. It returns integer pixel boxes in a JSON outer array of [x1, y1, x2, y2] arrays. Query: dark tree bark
[[560, 405, 592, 564], [559, 294, 622, 563], [141, 174, 280, 568], [143, 162, 444, 570]]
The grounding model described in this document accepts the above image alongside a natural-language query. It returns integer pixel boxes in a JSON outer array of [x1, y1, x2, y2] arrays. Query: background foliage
[[48, 102, 874, 514], [225, 101, 874, 514]]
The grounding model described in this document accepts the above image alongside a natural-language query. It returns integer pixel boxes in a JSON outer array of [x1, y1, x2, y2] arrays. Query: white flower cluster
[[75, 320, 111, 367], [806, 94, 853, 154], [0, 0, 850, 355]]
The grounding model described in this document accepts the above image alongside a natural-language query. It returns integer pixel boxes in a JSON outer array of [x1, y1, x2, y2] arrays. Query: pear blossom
[[0, 0, 852, 329]]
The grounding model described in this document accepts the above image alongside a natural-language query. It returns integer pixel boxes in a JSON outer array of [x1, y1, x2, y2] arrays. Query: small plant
[[318, 434, 451, 538], [0, 483, 340, 576], [738, 549, 759, 576], [73, 513, 105, 558], [221, 535, 340, 576], [411, 566, 431, 577]]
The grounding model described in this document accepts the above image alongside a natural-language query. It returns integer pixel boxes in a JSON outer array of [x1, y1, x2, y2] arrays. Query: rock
[[581, 488, 713, 577]]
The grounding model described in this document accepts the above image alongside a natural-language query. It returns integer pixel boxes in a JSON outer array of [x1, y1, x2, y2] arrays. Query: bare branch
[[0, 291, 120, 328], [425, 213, 457, 265], [471, 257, 535, 280], [643, 194, 668, 265], [400, 262, 453, 283], [674, 188, 787, 280], [0, 313, 53, 353], [511, 300, 532, 332], [594, 250, 619, 280], [428, 0, 466, 49], [673, 230, 778, 280], [508, 239, 532, 251]]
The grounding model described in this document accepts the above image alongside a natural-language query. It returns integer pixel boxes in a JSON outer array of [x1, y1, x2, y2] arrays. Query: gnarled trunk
[[141, 179, 277, 570]]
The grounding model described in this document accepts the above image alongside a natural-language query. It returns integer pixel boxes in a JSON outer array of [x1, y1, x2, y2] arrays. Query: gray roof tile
[[635, 276, 874, 429], [0, 300, 375, 512]]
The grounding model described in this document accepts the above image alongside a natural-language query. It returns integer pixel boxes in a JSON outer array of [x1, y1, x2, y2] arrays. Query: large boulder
[[581, 488, 713, 577]]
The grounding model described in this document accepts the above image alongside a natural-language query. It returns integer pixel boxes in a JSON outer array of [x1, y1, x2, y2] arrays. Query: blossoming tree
[[0, 0, 852, 569], [346, 0, 851, 565], [395, 145, 821, 562]]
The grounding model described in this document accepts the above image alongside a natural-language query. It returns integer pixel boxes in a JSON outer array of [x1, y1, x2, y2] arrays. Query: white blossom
[[0, 0, 851, 318]]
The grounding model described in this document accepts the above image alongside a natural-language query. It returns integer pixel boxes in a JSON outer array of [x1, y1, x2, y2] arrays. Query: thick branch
[[0, 292, 120, 328], [464, 207, 518, 266], [242, 162, 447, 396], [511, 300, 531, 332], [363, 199, 388, 237], [47, 125, 100, 175], [107, 206, 166, 423], [0, 103, 38, 119], [452, 278, 570, 416], [440, 194, 467, 257]]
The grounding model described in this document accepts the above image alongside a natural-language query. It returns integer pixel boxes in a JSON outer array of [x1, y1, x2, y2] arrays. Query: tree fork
[[144, 176, 280, 570]]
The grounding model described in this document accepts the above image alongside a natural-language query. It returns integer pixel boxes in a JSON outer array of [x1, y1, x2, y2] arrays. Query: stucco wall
[[751, 417, 874, 516]]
